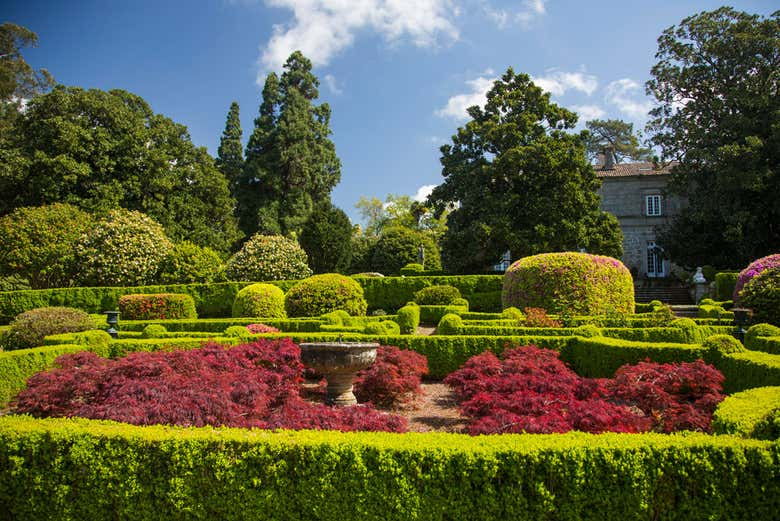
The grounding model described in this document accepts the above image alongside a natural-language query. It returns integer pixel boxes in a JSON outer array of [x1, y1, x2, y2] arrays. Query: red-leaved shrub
[[246, 323, 281, 333], [523, 307, 562, 328], [353, 346, 428, 408], [12, 339, 405, 433]]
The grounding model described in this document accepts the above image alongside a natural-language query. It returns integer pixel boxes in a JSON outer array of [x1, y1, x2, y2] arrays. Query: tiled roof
[[595, 161, 676, 178]]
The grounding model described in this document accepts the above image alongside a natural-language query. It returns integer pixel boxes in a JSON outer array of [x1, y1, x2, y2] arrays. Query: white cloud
[[516, 0, 546, 25], [532, 70, 598, 97], [259, 0, 459, 77], [413, 184, 436, 202], [572, 104, 606, 122], [323, 74, 342, 94], [483, 0, 546, 28], [604, 78, 654, 119], [435, 74, 496, 120]]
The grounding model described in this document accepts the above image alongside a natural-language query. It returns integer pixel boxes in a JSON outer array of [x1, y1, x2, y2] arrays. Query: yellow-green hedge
[[713, 386, 780, 439], [1, 416, 778, 521]]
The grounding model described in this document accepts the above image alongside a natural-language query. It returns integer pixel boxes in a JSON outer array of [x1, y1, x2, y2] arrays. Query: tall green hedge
[[713, 386, 780, 439], [1, 416, 778, 521]]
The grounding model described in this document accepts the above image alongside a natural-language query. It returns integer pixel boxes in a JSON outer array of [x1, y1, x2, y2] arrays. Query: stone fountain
[[299, 341, 378, 406]]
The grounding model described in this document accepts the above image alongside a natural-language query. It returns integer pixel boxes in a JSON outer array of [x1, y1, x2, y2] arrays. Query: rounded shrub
[[574, 324, 602, 338], [451, 298, 469, 309], [225, 234, 312, 282], [285, 274, 368, 317], [141, 324, 168, 339], [502, 252, 634, 315], [76, 209, 173, 287], [399, 263, 424, 276], [118, 294, 197, 321], [703, 334, 746, 360], [670, 317, 701, 344], [437, 313, 463, 335], [320, 310, 351, 326], [363, 321, 401, 336], [745, 323, 780, 350], [734, 253, 780, 300], [232, 283, 286, 319], [500, 307, 525, 320], [2, 307, 95, 350], [160, 241, 225, 284], [224, 325, 251, 340], [72, 330, 113, 349], [740, 267, 780, 326], [413, 285, 461, 305], [370, 227, 441, 275]]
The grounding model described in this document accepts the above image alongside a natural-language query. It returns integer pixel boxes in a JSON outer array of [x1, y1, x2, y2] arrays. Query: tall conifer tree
[[215, 101, 243, 194], [238, 51, 341, 237]]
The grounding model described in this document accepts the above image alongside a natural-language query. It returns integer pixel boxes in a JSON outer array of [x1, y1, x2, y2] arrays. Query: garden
[[1, 251, 779, 520]]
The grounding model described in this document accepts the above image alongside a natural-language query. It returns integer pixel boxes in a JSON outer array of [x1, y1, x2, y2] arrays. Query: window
[[647, 242, 665, 277], [646, 195, 662, 216]]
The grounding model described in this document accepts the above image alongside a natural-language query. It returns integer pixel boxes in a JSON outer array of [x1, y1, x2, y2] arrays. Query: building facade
[[596, 161, 685, 280]]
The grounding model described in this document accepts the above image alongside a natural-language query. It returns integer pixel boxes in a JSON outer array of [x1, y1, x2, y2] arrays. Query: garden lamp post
[[732, 308, 752, 343], [104, 310, 120, 339]]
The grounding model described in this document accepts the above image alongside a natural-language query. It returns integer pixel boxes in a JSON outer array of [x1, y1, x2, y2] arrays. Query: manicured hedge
[[748, 336, 780, 355], [357, 275, 502, 313], [716, 350, 780, 394], [1, 416, 778, 521], [118, 318, 326, 333], [715, 272, 739, 301], [118, 293, 197, 320], [712, 386, 780, 439]]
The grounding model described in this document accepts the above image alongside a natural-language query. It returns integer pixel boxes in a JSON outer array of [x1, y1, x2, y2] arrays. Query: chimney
[[603, 146, 615, 170]]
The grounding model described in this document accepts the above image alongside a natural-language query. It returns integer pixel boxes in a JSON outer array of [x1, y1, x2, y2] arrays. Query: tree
[[215, 101, 244, 194], [299, 202, 353, 274], [0, 86, 240, 253], [427, 68, 623, 274], [238, 51, 341, 237], [646, 8, 780, 268], [355, 193, 449, 243], [0, 23, 54, 109], [584, 119, 651, 164], [370, 226, 441, 275]]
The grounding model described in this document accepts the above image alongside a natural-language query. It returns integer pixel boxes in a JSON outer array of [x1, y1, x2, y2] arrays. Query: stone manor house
[[595, 159, 684, 280]]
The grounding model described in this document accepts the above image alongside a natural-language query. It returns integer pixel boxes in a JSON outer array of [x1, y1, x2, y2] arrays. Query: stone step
[[635, 287, 693, 305]]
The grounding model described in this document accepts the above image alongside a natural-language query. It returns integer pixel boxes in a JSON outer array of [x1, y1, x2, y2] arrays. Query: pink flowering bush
[[734, 253, 780, 301], [246, 323, 281, 333], [502, 252, 634, 315]]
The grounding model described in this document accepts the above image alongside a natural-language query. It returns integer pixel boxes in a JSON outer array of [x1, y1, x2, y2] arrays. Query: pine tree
[[215, 101, 243, 194], [238, 51, 341, 238]]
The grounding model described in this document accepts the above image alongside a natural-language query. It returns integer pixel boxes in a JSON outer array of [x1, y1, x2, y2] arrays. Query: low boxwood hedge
[[712, 386, 780, 439], [716, 350, 780, 394], [0, 416, 778, 521]]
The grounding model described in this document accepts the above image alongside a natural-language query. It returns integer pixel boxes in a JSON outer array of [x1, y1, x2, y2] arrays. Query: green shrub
[[141, 324, 168, 339], [413, 285, 461, 305], [363, 321, 401, 336], [574, 324, 602, 338], [715, 272, 739, 301], [320, 310, 352, 326], [502, 252, 634, 315], [370, 227, 441, 275], [699, 304, 729, 319], [740, 267, 780, 325], [1, 307, 95, 350], [0, 203, 93, 289], [231, 283, 286, 319], [399, 263, 424, 276], [500, 307, 525, 320], [717, 350, 780, 393], [225, 234, 312, 282], [299, 202, 353, 274], [396, 303, 420, 334], [745, 323, 780, 353], [160, 241, 225, 284], [224, 325, 251, 340], [118, 294, 197, 321], [76, 209, 173, 287], [671, 318, 704, 344], [649, 300, 663, 308], [437, 313, 463, 335], [703, 334, 746, 362], [451, 298, 469, 309], [712, 386, 780, 439], [285, 274, 367, 317]]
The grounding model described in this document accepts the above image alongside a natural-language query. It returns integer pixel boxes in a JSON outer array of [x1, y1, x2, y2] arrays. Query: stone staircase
[[634, 286, 693, 305]]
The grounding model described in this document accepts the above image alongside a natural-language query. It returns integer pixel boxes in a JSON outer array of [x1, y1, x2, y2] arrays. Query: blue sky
[[6, 0, 776, 225]]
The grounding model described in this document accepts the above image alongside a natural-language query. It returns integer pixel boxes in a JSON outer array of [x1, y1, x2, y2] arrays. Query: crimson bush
[[353, 346, 428, 408], [118, 293, 197, 320]]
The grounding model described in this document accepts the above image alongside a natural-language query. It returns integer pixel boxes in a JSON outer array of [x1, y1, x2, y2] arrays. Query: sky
[[5, 0, 776, 226]]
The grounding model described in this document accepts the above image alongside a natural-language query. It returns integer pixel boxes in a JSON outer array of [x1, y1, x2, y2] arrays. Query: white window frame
[[647, 241, 665, 277], [646, 195, 662, 216]]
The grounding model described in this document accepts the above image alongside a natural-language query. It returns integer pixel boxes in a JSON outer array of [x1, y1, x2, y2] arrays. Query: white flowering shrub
[[76, 209, 173, 286], [226, 234, 312, 282]]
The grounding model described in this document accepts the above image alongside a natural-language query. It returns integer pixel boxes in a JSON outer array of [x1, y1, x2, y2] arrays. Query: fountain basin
[[300, 342, 378, 406]]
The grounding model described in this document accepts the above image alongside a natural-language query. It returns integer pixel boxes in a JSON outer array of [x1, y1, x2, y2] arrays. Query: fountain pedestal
[[300, 342, 378, 406]]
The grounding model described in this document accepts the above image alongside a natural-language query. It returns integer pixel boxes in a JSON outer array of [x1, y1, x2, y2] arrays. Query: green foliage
[[299, 202, 353, 274], [1, 306, 94, 350], [399, 263, 424, 276], [437, 313, 463, 335], [238, 52, 340, 237], [370, 226, 441, 275], [713, 386, 780, 439], [715, 272, 739, 301], [118, 294, 197, 321], [67, 330, 112, 349], [2, 86, 240, 252], [574, 324, 602, 338], [648, 8, 780, 267], [141, 324, 167, 339], [160, 241, 225, 284], [418, 305, 468, 324], [76, 209, 173, 287], [413, 285, 461, 305], [740, 267, 780, 325], [716, 350, 780, 394], [503, 252, 634, 315], [500, 307, 525, 320], [584, 119, 652, 164], [285, 274, 367, 317], [451, 298, 469, 308], [224, 325, 251, 340], [698, 305, 732, 320], [396, 303, 420, 335], [0, 203, 93, 289], [428, 68, 622, 274], [745, 323, 780, 353], [225, 234, 312, 282], [671, 318, 705, 344], [215, 101, 244, 194], [363, 321, 401, 336], [348, 235, 378, 274], [703, 334, 746, 362], [320, 309, 351, 326], [359, 275, 502, 314], [0, 344, 90, 405], [231, 283, 286, 319], [648, 304, 676, 326]]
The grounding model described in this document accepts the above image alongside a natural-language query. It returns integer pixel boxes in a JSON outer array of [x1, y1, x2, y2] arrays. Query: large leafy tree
[[646, 8, 780, 268], [584, 119, 651, 164], [427, 68, 622, 274], [299, 202, 353, 274], [238, 51, 341, 238], [355, 193, 448, 241], [0, 86, 240, 253], [215, 101, 244, 195]]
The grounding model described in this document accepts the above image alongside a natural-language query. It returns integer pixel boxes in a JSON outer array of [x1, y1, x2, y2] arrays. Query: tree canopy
[[0, 23, 53, 105], [584, 119, 651, 165], [355, 193, 448, 241], [646, 7, 780, 268], [427, 68, 622, 274], [238, 51, 341, 238], [0, 86, 240, 253], [299, 202, 353, 274], [215, 101, 244, 195]]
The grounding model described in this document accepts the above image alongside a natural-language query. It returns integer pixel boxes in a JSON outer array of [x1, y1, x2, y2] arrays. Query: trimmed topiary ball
[[285, 274, 368, 317], [502, 252, 634, 315], [500, 307, 525, 320], [160, 241, 225, 284], [370, 227, 441, 275], [734, 254, 780, 301], [574, 324, 602, 338], [226, 234, 312, 282], [413, 285, 461, 305], [1, 307, 95, 350], [232, 283, 286, 318], [740, 268, 780, 326], [141, 324, 168, 339], [703, 334, 746, 361], [745, 323, 780, 350]]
